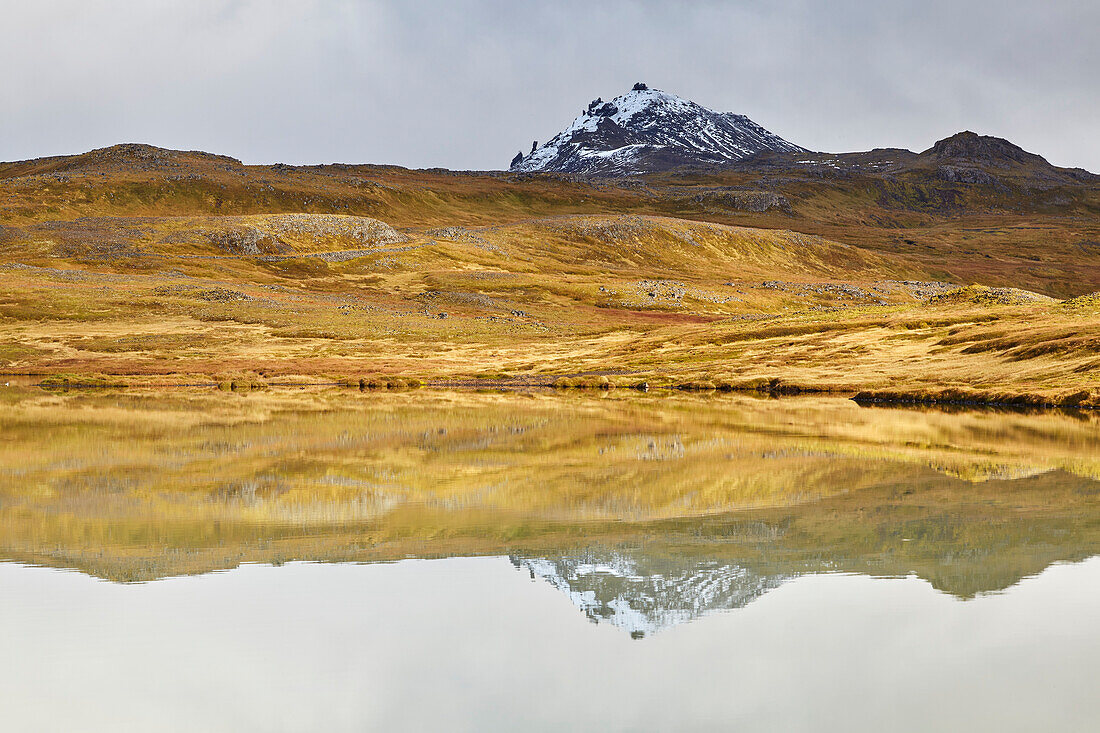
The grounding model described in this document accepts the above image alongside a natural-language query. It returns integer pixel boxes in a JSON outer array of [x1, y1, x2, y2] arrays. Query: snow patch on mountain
[[511, 84, 806, 175]]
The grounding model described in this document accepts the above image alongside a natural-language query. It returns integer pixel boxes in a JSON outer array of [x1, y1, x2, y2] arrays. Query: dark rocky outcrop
[[922, 131, 1045, 167]]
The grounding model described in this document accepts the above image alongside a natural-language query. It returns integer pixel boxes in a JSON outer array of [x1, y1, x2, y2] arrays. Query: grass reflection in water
[[1, 386, 1098, 610]]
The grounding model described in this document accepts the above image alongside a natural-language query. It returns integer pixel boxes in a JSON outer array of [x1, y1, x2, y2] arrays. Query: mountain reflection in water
[[513, 551, 787, 637]]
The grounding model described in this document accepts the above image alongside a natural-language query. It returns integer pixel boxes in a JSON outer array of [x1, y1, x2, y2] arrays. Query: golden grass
[[4, 147, 1097, 296], [0, 213, 1095, 402], [1, 141, 1098, 403]]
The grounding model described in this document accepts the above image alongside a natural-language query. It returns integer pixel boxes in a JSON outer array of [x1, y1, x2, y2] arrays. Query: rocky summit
[[921, 131, 1048, 167], [510, 83, 806, 175]]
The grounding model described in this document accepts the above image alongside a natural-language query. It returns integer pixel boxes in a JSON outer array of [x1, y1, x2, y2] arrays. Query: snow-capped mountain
[[511, 550, 789, 638], [510, 83, 806, 175]]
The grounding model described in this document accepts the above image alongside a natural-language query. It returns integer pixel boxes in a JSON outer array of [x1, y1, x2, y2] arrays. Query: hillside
[[0, 140, 1098, 404]]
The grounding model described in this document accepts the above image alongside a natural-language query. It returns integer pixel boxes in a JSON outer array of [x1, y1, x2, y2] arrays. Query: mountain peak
[[510, 85, 805, 175], [922, 131, 1046, 167]]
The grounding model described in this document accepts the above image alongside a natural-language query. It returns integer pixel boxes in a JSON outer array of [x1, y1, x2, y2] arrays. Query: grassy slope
[[1, 145, 1098, 401]]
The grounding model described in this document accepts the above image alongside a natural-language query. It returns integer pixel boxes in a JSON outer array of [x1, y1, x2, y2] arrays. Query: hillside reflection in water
[[2, 387, 1099, 729]]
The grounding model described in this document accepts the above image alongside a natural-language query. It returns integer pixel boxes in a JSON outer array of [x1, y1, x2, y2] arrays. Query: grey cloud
[[0, 0, 1096, 170]]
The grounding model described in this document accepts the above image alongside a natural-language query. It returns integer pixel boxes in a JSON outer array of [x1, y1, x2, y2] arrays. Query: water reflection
[[2, 387, 1100, 729], [513, 551, 787, 637], [1, 386, 1098, 597], [3, 557, 1099, 732]]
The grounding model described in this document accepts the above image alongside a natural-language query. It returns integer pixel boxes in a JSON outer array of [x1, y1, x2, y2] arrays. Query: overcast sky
[[1, 0, 1097, 171]]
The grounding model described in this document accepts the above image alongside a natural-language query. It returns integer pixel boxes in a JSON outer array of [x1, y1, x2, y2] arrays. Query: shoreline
[[5, 371, 1096, 412]]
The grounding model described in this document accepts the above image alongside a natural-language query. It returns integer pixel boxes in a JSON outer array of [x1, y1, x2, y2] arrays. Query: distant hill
[[737, 130, 1096, 189], [1, 133, 1097, 299], [914, 131, 1096, 187]]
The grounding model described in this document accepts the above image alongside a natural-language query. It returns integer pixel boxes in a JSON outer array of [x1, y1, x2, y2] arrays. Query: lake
[[1, 387, 1098, 731]]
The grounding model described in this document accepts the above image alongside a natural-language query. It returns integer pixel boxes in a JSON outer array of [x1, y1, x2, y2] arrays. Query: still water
[[4, 558, 1100, 732], [1, 387, 1098, 731]]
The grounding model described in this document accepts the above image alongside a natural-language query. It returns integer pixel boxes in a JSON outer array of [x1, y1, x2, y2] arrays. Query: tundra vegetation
[[0, 142, 1097, 406]]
